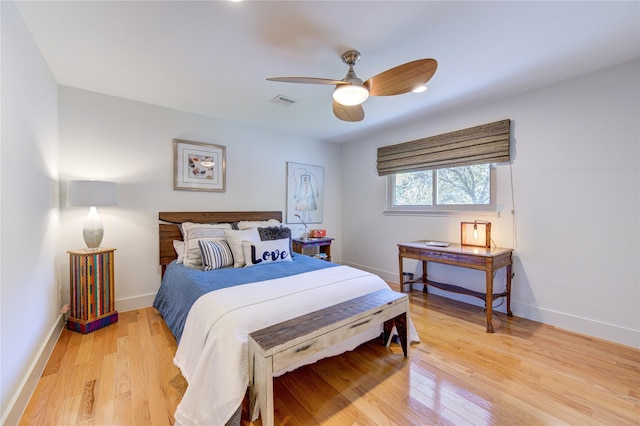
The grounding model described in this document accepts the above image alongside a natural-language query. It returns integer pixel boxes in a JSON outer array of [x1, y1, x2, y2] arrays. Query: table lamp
[[461, 220, 491, 248], [67, 180, 118, 249]]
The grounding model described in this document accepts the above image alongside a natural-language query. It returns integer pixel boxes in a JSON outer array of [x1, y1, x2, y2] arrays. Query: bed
[[153, 211, 419, 426]]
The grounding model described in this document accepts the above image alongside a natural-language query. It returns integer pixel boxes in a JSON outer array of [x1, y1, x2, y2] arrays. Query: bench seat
[[248, 288, 409, 426]]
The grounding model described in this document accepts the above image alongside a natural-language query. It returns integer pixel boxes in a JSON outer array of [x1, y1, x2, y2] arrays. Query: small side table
[[67, 248, 118, 334], [292, 237, 334, 261]]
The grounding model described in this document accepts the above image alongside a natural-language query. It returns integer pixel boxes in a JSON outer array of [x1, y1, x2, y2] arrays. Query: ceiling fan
[[267, 50, 437, 122]]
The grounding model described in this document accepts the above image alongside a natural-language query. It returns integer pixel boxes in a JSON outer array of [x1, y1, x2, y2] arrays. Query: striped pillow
[[198, 239, 234, 271]]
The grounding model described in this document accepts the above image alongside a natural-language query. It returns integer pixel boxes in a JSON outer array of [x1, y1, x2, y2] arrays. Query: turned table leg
[[506, 263, 513, 317], [485, 270, 494, 333], [398, 255, 405, 293]]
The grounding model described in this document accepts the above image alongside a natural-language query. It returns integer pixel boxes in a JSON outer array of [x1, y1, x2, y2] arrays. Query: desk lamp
[[461, 220, 491, 248]]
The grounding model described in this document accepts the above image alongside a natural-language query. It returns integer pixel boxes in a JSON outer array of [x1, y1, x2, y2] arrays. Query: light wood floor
[[20, 285, 640, 425]]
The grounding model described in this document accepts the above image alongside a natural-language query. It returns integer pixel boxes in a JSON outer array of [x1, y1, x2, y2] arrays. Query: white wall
[[58, 87, 342, 312], [341, 60, 640, 348], [1, 1, 60, 422], [2, 4, 637, 421]]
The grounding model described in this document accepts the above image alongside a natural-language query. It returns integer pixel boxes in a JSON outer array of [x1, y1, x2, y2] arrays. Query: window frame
[[385, 163, 497, 214]]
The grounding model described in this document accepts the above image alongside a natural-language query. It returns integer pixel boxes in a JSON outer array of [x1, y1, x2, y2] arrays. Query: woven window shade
[[377, 119, 511, 176]]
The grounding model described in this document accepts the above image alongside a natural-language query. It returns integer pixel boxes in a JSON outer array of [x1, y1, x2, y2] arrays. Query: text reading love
[[250, 246, 289, 265]]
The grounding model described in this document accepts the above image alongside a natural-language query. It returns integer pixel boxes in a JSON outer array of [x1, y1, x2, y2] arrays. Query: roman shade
[[377, 119, 511, 176]]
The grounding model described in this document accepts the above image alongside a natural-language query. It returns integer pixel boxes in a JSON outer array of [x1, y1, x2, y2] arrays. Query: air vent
[[270, 95, 296, 107]]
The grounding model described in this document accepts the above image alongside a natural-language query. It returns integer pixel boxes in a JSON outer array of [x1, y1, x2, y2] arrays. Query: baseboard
[[2, 314, 65, 425], [342, 261, 639, 349], [115, 292, 157, 313], [342, 260, 394, 283], [512, 301, 639, 349]]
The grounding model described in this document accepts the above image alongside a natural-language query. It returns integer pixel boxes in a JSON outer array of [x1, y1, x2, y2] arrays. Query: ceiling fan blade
[[267, 77, 349, 85], [333, 100, 364, 122], [365, 59, 437, 96]]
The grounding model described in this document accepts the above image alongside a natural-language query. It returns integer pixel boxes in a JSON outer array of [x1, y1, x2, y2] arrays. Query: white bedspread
[[173, 265, 419, 426]]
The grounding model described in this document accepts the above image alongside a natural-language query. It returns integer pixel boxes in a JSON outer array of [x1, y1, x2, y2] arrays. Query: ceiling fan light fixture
[[332, 84, 369, 106], [412, 84, 428, 93]]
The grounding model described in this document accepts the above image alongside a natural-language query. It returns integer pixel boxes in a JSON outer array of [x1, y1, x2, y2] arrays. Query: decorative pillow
[[198, 240, 234, 271], [224, 228, 261, 267], [242, 238, 292, 268], [181, 222, 232, 268], [173, 240, 185, 264], [237, 219, 280, 230], [258, 226, 293, 255], [178, 221, 232, 236]]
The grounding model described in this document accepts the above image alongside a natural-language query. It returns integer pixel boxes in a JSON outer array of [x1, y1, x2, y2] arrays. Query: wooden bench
[[248, 288, 409, 426]]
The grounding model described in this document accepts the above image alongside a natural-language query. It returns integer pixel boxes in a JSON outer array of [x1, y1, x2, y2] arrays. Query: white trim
[[383, 210, 500, 217], [342, 261, 394, 283], [2, 315, 65, 425], [512, 301, 640, 350], [115, 292, 157, 313]]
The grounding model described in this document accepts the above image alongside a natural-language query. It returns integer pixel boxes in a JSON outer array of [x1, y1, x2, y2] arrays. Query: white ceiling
[[15, 1, 640, 143]]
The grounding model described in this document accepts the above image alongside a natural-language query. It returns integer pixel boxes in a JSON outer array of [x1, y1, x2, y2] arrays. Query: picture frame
[[286, 162, 324, 224], [173, 139, 226, 192]]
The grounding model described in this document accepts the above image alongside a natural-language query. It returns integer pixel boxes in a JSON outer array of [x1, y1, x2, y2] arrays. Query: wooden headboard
[[159, 211, 283, 275]]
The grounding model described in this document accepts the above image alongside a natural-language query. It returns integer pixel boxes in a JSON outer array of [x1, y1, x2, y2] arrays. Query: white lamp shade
[[67, 180, 118, 207]]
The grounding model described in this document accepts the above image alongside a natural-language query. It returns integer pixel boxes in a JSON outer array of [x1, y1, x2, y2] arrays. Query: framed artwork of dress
[[286, 162, 324, 224]]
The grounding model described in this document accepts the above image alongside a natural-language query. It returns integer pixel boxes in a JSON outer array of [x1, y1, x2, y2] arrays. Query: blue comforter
[[153, 254, 337, 341]]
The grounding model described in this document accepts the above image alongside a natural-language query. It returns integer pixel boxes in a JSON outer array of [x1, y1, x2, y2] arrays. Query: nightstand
[[67, 248, 118, 333], [292, 237, 334, 261]]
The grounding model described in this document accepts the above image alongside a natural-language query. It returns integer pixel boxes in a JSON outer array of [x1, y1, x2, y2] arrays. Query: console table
[[398, 241, 513, 333]]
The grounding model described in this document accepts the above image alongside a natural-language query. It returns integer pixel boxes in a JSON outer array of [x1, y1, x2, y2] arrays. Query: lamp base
[[83, 206, 104, 249]]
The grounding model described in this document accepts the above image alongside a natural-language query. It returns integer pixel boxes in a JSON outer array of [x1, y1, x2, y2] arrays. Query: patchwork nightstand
[[67, 248, 118, 333]]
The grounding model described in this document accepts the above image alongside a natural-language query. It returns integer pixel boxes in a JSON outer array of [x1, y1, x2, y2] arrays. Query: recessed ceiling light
[[412, 85, 428, 94]]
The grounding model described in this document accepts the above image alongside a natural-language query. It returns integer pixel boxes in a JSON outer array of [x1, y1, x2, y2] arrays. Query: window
[[387, 163, 496, 212], [377, 120, 509, 213]]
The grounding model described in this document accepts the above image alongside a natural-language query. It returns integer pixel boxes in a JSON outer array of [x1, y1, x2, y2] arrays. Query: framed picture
[[173, 139, 226, 192], [286, 162, 324, 224]]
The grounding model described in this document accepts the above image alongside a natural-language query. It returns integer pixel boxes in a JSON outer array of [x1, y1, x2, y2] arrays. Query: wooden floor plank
[[128, 312, 152, 426], [19, 288, 640, 425], [94, 352, 116, 426]]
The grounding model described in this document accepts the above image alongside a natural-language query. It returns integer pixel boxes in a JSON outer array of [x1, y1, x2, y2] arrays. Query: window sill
[[383, 210, 500, 217]]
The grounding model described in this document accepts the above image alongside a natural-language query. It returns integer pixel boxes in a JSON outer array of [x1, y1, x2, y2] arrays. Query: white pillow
[[182, 222, 232, 268], [242, 238, 292, 268], [198, 240, 234, 271], [224, 228, 260, 267], [237, 219, 280, 230], [173, 240, 185, 264]]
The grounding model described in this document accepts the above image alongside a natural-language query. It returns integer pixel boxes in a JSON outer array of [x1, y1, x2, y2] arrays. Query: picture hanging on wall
[[286, 162, 324, 224], [173, 139, 226, 192]]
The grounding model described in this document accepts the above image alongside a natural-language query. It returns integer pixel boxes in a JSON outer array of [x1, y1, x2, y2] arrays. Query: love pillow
[[242, 238, 292, 267]]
